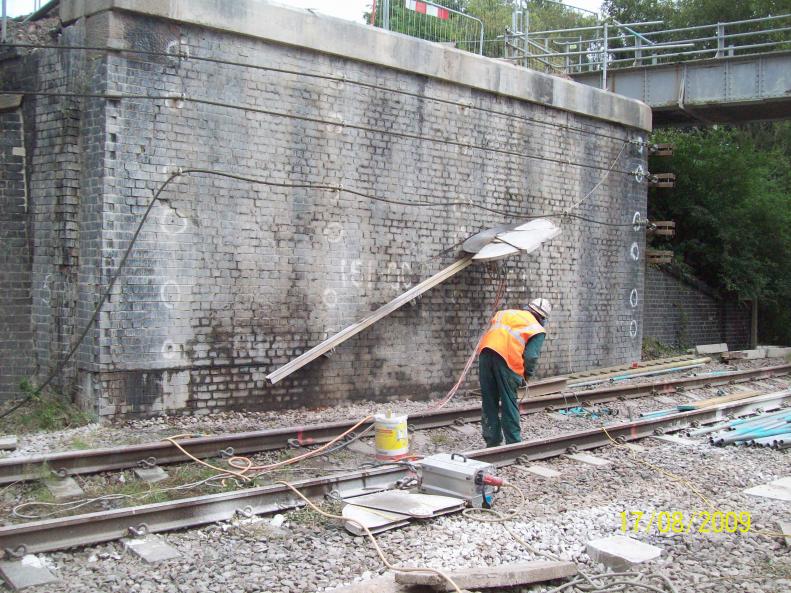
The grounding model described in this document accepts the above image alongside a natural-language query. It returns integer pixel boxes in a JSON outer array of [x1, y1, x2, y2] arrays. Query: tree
[[648, 126, 791, 343], [602, 0, 791, 27]]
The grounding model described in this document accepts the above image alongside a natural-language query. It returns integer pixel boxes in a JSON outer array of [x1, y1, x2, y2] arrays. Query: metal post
[[602, 22, 608, 89], [2, 0, 7, 45], [634, 37, 642, 66], [524, 10, 529, 66], [544, 37, 550, 73], [382, 0, 390, 31], [751, 298, 758, 349], [715, 23, 724, 58]]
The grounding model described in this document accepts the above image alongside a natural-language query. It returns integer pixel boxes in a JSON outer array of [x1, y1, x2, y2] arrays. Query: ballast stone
[[586, 535, 662, 570]]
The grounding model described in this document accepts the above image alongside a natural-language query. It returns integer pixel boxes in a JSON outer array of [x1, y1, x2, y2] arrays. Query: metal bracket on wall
[[648, 143, 674, 157], [647, 173, 676, 188], [647, 220, 675, 238], [646, 249, 674, 264]]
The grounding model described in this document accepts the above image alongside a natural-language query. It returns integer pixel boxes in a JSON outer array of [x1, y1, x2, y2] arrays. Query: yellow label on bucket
[[374, 413, 409, 459]]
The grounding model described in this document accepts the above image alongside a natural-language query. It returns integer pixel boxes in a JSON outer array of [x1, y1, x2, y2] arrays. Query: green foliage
[[648, 125, 791, 343], [1, 380, 95, 433], [641, 337, 686, 359], [370, 0, 597, 57], [602, 0, 790, 27]]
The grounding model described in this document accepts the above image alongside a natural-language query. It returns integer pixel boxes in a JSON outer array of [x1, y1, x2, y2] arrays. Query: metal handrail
[[521, 13, 791, 84], [637, 13, 791, 37]]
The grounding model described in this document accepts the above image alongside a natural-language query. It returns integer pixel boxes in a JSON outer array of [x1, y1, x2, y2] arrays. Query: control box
[[417, 453, 498, 508]]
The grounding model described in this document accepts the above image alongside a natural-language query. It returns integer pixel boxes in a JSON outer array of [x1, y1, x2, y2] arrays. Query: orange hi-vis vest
[[479, 309, 546, 376]]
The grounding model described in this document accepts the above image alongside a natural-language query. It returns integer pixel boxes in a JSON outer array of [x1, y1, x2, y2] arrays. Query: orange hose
[[227, 415, 375, 476]]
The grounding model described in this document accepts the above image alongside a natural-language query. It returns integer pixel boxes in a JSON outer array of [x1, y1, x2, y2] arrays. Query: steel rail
[[0, 364, 787, 486], [1, 389, 789, 555]]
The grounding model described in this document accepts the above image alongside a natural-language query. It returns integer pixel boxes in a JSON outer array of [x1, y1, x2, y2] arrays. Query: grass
[[430, 431, 451, 446], [641, 337, 687, 360], [286, 498, 343, 529], [0, 380, 95, 434], [67, 436, 95, 450]]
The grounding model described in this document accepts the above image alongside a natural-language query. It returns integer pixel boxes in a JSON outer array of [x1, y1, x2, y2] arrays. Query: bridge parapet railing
[[521, 13, 791, 86]]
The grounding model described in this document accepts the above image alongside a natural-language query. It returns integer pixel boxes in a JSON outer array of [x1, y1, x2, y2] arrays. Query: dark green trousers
[[479, 348, 523, 447]]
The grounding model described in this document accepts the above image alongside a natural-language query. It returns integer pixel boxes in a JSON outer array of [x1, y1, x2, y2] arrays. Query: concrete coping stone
[[394, 560, 578, 590], [564, 452, 612, 467], [586, 535, 662, 570], [0, 436, 17, 451], [44, 476, 85, 500], [744, 476, 791, 502], [59, 0, 651, 131], [0, 555, 58, 591], [122, 535, 182, 563]]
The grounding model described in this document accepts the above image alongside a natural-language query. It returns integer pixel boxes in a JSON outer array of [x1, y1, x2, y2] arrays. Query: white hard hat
[[528, 298, 551, 320]]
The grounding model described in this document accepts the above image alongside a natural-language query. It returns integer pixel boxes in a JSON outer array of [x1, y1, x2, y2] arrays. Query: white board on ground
[[744, 477, 791, 502]]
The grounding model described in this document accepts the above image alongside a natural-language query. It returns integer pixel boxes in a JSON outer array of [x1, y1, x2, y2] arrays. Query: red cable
[[428, 274, 507, 411]]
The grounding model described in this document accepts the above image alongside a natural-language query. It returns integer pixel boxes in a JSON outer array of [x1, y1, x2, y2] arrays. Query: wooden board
[[395, 560, 577, 591], [680, 390, 761, 410]]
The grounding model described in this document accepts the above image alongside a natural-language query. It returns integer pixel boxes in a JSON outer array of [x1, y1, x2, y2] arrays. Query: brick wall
[[0, 101, 34, 400], [0, 18, 105, 404], [1, 3, 649, 416], [643, 265, 751, 350]]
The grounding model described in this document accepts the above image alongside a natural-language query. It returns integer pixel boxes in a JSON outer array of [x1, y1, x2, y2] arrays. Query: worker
[[478, 298, 550, 447]]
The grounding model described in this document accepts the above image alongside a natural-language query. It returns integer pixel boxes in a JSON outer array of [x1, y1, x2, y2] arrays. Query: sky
[[4, 0, 604, 21]]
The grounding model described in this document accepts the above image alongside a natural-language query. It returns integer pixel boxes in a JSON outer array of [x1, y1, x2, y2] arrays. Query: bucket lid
[[374, 412, 408, 423]]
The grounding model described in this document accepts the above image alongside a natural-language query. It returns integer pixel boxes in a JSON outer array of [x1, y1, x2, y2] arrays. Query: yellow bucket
[[374, 412, 409, 460]]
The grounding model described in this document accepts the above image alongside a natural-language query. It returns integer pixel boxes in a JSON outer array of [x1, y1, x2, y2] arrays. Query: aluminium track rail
[[1, 388, 789, 556], [0, 364, 788, 485]]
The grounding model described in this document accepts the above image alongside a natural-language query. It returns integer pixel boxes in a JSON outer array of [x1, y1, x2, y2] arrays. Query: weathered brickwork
[[0, 103, 34, 400], [0, 18, 106, 404], [643, 266, 751, 350], [1, 6, 648, 416]]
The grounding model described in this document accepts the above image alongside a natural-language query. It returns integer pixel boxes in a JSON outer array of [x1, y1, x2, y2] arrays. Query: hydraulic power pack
[[417, 453, 503, 508]]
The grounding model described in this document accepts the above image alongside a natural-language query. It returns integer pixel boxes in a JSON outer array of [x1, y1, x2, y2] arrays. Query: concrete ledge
[[60, 0, 651, 131], [395, 560, 577, 590]]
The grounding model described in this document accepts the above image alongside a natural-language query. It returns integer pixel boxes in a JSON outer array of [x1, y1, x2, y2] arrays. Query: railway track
[[1, 387, 789, 556], [1, 363, 787, 486]]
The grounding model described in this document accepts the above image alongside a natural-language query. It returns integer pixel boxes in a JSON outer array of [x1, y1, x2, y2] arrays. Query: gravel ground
[[1, 357, 787, 459], [9, 416, 788, 593], [0, 357, 789, 593]]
